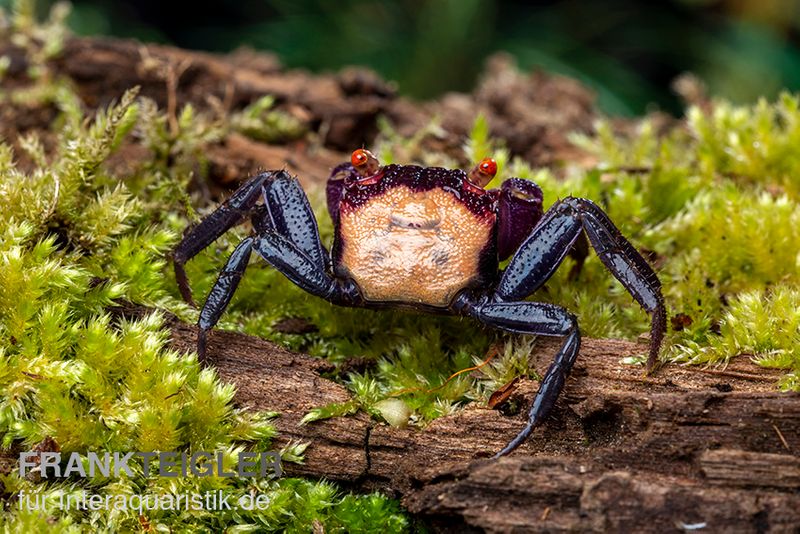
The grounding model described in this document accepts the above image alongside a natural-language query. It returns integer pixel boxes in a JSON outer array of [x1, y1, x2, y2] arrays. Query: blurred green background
[[6, 0, 800, 115]]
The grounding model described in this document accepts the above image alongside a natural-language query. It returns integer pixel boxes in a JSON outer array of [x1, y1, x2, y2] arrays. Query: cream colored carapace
[[337, 186, 495, 307]]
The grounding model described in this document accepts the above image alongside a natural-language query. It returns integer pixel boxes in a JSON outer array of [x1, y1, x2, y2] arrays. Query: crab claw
[[468, 157, 497, 188], [351, 148, 381, 177]]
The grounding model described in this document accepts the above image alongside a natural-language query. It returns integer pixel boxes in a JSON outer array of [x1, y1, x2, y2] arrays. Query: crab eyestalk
[[468, 157, 498, 188], [351, 148, 381, 177]]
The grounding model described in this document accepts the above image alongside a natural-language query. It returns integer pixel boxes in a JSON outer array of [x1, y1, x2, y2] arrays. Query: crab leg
[[196, 228, 360, 362], [455, 297, 580, 457], [260, 174, 328, 272], [174, 170, 331, 305], [497, 196, 666, 370], [196, 236, 255, 361], [173, 172, 280, 305], [177, 170, 355, 361], [250, 233, 341, 300]]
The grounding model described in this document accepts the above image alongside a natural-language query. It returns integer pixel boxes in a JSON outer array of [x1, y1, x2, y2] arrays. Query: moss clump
[[546, 97, 800, 382], [702, 286, 800, 389], [0, 92, 407, 533]]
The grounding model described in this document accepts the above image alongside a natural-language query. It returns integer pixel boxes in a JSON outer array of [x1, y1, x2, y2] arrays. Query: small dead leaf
[[33, 436, 60, 454], [138, 515, 154, 533], [671, 313, 693, 331], [488, 377, 520, 409]]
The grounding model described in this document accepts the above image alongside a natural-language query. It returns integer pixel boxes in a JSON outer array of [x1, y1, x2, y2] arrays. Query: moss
[[231, 95, 308, 143], [565, 98, 800, 379]]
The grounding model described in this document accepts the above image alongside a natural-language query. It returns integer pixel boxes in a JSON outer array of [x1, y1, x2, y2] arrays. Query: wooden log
[[3, 35, 600, 178], [153, 308, 800, 531]]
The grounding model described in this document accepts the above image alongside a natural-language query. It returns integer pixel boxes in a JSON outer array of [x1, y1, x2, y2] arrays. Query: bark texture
[[162, 312, 800, 533]]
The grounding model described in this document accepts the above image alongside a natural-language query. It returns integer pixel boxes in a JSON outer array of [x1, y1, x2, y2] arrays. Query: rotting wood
[[699, 449, 800, 489], [3, 36, 600, 179], [154, 309, 800, 532]]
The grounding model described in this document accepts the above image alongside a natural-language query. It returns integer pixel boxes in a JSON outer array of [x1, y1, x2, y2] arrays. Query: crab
[[173, 149, 666, 457]]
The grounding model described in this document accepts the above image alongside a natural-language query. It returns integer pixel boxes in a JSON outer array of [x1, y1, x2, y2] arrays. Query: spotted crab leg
[[187, 172, 361, 362], [174, 171, 330, 304], [195, 236, 255, 361], [259, 173, 328, 272], [497, 196, 666, 371], [453, 296, 580, 458], [196, 230, 360, 362], [456, 196, 665, 457], [173, 172, 280, 306]]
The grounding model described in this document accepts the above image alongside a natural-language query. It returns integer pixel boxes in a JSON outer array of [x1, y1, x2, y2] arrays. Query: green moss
[[565, 97, 800, 380], [231, 95, 308, 143]]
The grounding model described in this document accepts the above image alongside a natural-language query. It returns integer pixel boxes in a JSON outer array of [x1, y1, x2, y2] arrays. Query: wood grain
[[155, 308, 800, 532]]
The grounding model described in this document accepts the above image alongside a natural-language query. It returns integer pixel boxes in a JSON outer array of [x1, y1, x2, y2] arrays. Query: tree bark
[[156, 309, 800, 533]]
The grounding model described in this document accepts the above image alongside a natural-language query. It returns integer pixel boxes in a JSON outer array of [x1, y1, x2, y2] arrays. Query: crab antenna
[[351, 148, 381, 177], [468, 157, 497, 188]]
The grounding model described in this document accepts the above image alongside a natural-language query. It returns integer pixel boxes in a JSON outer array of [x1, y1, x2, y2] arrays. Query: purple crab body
[[328, 162, 545, 309], [173, 149, 666, 458]]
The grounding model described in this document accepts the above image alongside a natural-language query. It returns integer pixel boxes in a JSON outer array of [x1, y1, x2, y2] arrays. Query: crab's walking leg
[[195, 180, 361, 361], [251, 233, 341, 299], [260, 174, 328, 272], [498, 197, 666, 370], [196, 232, 358, 361], [173, 172, 281, 305], [196, 237, 254, 361], [456, 298, 580, 457], [174, 170, 330, 305]]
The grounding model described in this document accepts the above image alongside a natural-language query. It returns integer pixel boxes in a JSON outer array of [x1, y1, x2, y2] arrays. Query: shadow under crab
[[173, 149, 666, 457]]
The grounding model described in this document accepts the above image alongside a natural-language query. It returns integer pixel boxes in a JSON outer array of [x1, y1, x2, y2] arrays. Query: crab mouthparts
[[389, 214, 441, 230]]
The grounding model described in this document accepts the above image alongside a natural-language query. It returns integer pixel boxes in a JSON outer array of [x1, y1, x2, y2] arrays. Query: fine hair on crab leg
[[497, 196, 666, 371], [454, 297, 580, 457], [173, 171, 280, 305]]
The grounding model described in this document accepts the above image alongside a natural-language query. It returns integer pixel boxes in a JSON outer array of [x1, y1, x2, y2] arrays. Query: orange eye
[[479, 158, 497, 177], [351, 149, 369, 167], [349, 148, 381, 178]]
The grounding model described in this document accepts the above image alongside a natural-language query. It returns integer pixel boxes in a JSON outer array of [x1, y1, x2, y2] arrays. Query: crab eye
[[468, 157, 498, 188], [351, 149, 369, 168], [479, 158, 497, 176], [350, 148, 381, 178]]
